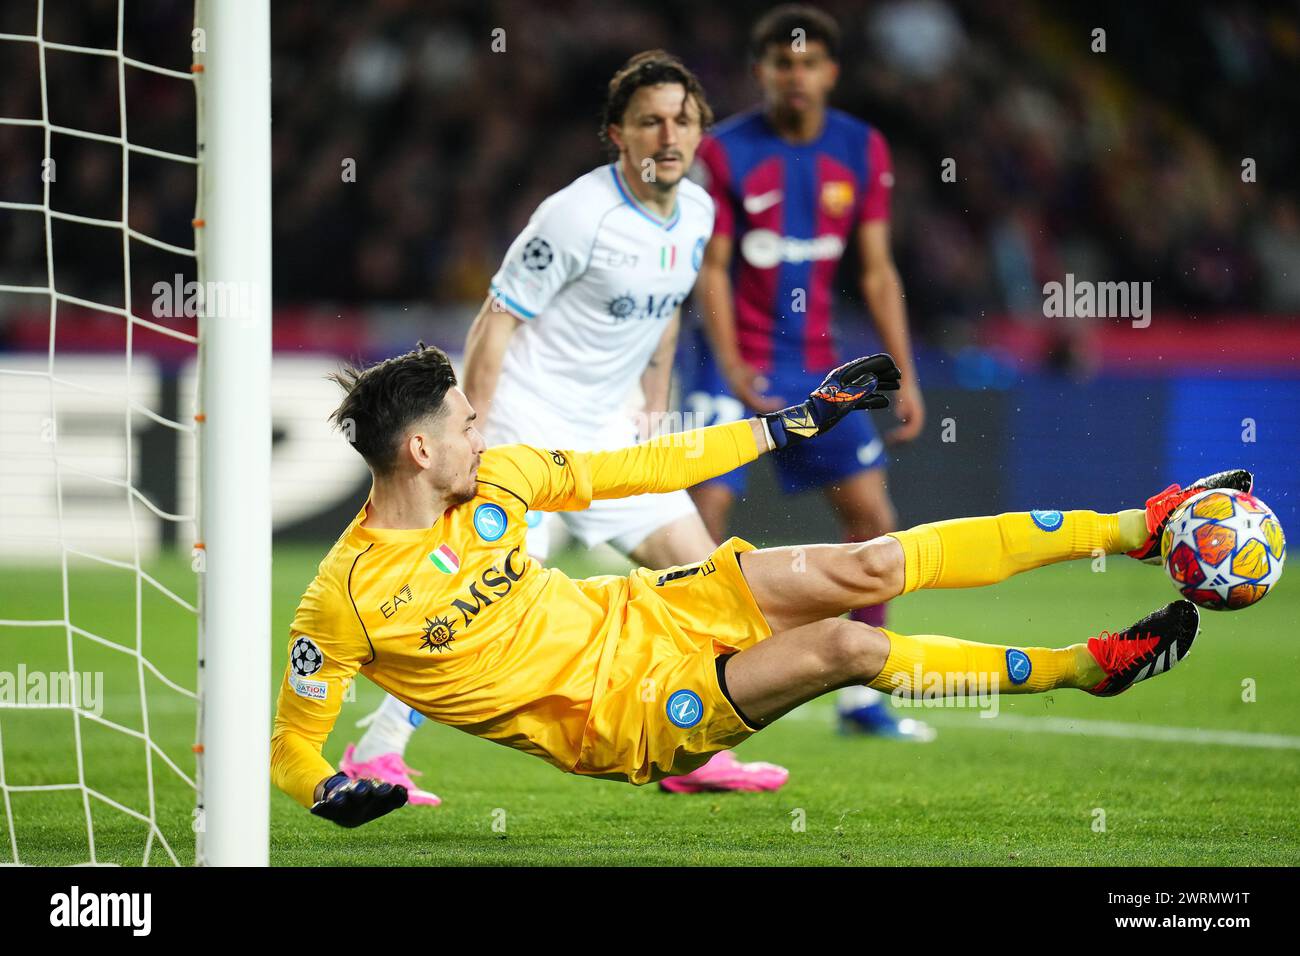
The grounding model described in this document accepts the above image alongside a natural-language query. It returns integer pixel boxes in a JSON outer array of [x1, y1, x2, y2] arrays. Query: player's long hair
[[328, 342, 458, 475], [599, 50, 713, 157]]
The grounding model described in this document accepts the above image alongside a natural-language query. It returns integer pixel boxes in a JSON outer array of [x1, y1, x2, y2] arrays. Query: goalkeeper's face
[[420, 388, 484, 505]]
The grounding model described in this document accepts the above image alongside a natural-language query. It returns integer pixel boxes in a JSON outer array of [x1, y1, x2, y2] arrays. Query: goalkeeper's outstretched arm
[[585, 354, 902, 501], [271, 722, 407, 828], [478, 355, 902, 511], [271, 625, 408, 827], [270, 716, 336, 808], [579, 418, 770, 502]]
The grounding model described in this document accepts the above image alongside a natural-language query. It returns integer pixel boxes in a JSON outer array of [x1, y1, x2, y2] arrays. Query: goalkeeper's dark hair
[[749, 4, 841, 62], [599, 50, 713, 156], [328, 342, 457, 475]]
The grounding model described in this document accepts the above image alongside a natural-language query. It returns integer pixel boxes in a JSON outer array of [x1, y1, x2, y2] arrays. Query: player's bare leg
[[824, 468, 896, 545], [736, 536, 906, 634], [722, 617, 889, 725], [823, 468, 897, 617], [629, 512, 717, 567], [689, 481, 735, 543], [631, 511, 791, 793], [822, 469, 897, 621], [820, 468, 930, 738]]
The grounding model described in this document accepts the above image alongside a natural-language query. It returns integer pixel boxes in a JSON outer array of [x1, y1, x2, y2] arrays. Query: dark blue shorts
[[682, 359, 888, 496]]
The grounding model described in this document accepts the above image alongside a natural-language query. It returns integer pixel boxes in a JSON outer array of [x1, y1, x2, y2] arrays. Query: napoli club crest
[[1030, 509, 1064, 532], [666, 689, 703, 729], [1005, 648, 1032, 685], [473, 502, 508, 541]]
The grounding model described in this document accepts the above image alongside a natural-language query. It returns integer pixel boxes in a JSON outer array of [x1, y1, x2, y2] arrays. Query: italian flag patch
[[429, 544, 460, 574]]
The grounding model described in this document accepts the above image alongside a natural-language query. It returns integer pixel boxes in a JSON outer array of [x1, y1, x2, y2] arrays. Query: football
[[1162, 489, 1287, 610]]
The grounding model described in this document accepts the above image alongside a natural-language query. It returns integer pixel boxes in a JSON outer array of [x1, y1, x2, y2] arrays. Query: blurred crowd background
[[268, 0, 1300, 339], [2, 0, 1299, 348], [1, 0, 1298, 547]]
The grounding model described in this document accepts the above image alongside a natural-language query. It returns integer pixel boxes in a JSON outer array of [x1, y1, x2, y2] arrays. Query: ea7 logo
[[381, 584, 413, 619], [50, 885, 151, 936]]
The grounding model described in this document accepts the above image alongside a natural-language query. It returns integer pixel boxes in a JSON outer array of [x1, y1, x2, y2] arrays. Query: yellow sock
[[867, 628, 1101, 696], [889, 509, 1147, 595]]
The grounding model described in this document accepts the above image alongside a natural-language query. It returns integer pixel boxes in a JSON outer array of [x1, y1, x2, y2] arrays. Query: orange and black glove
[[759, 354, 901, 449]]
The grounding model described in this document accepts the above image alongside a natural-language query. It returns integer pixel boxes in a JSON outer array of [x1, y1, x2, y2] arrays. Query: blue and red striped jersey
[[693, 107, 893, 377]]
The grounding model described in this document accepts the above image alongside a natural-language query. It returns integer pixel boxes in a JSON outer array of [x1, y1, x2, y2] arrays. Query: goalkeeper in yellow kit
[[273, 343, 1247, 827]]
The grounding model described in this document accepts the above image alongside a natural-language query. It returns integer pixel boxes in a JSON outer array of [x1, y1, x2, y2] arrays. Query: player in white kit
[[341, 52, 790, 800]]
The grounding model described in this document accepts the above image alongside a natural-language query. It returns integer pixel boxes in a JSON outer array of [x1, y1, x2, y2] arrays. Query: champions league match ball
[[1162, 489, 1287, 610]]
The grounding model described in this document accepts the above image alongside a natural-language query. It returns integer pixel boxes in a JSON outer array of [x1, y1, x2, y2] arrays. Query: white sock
[[354, 694, 424, 762], [837, 685, 883, 712]]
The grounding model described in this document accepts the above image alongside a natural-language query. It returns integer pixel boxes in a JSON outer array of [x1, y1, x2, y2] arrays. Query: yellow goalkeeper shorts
[[573, 536, 772, 784]]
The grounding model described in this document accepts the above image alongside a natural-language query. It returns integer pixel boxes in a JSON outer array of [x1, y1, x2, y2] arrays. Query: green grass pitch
[[1, 543, 1297, 866]]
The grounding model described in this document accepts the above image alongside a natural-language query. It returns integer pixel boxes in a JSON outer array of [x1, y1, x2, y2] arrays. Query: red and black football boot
[[1127, 469, 1254, 563], [1085, 600, 1200, 697]]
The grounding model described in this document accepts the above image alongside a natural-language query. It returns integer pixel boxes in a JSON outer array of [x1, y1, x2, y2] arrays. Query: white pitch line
[[785, 702, 1300, 754], [784, 704, 1300, 750], [928, 712, 1300, 751]]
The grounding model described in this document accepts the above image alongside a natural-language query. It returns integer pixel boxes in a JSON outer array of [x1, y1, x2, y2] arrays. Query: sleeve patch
[[521, 237, 554, 271], [290, 674, 329, 701], [290, 636, 324, 677]]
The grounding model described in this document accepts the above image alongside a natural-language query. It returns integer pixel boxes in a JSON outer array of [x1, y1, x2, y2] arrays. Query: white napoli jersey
[[487, 163, 714, 445]]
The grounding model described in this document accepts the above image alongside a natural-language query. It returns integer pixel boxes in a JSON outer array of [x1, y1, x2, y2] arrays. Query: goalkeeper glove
[[759, 353, 901, 450], [310, 772, 407, 828]]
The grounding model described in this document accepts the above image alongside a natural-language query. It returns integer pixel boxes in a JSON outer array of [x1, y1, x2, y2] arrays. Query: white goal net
[[0, 0, 269, 866]]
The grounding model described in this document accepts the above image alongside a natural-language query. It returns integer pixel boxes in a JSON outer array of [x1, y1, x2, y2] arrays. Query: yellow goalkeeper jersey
[[271, 420, 761, 807]]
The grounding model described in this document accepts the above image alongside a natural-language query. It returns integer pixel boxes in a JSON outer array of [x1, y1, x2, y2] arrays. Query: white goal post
[[0, 0, 270, 866], [195, 0, 272, 866]]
